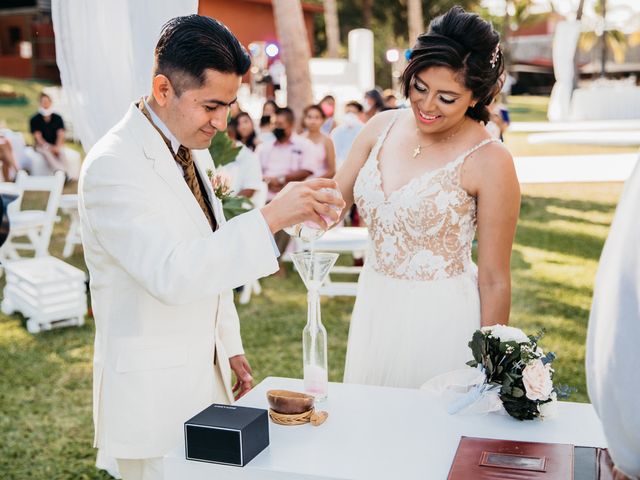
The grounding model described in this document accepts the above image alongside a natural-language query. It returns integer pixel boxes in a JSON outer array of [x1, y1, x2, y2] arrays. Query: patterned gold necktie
[[138, 100, 217, 231]]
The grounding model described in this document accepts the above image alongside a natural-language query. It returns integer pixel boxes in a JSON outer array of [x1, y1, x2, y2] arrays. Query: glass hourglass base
[[304, 364, 328, 401]]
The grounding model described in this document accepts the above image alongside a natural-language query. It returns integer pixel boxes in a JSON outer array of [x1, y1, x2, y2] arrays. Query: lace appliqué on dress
[[354, 113, 497, 281]]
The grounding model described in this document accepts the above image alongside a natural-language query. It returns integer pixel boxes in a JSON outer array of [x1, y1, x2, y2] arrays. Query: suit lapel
[[193, 150, 225, 227], [128, 105, 213, 236]]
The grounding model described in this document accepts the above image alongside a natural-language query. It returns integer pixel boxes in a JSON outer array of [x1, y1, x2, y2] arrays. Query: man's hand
[[260, 178, 346, 234], [613, 466, 634, 480], [229, 354, 253, 400]]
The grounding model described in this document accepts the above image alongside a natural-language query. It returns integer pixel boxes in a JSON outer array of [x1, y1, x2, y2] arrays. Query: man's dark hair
[[39, 92, 51, 102], [275, 107, 295, 126], [154, 15, 251, 96]]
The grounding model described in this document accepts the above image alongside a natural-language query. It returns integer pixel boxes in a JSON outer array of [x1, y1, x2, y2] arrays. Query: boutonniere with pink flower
[[206, 169, 233, 201], [205, 168, 253, 220]]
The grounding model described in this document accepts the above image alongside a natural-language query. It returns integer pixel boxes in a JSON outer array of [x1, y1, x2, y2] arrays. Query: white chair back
[[11, 170, 65, 218], [2, 170, 65, 260]]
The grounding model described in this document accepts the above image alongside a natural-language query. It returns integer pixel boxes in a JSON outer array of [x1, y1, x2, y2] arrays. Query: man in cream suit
[[78, 16, 342, 480]]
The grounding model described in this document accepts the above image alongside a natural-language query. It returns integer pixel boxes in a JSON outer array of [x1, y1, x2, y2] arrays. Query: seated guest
[[235, 111, 259, 151], [258, 115, 275, 144], [30, 93, 67, 172], [383, 89, 399, 109], [319, 95, 336, 134], [257, 107, 316, 259], [587, 157, 640, 480], [363, 89, 386, 121], [224, 116, 263, 200], [0, 125, 19, 181], [262, 99, 278, 120], [220, 145, 263, 201], [331, 101, 365, 169], [486, 97, 510, 141], [229, 101, 242, 120], [258, 100, 278, 144], [257, 107, 316, 201], [301, 104, 336, 179]]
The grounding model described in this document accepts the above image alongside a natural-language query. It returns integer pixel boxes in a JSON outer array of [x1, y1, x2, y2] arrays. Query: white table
[[164, 377, 607, 479]]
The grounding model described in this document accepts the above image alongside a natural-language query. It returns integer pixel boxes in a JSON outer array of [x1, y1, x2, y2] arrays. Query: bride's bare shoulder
[[359, 109, 404, 142]]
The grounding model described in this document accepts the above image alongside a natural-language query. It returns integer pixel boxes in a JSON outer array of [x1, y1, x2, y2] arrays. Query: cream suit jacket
[[78, 103, 278, 459]]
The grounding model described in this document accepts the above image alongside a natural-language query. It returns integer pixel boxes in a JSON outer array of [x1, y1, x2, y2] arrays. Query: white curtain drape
[[52, 0, 198, 151], [547, 20, 582, 122]]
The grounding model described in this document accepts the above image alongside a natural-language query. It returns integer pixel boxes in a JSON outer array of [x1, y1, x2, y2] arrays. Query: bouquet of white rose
[[422, 325, 572, 421]]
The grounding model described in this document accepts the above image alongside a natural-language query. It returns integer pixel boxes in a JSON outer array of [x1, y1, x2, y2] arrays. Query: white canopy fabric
[[52, 0, 198, 151], [547, 20, 582, 122]]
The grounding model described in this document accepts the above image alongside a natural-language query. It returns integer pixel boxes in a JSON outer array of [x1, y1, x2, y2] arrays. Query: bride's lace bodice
[[354, 112, 497, 281]]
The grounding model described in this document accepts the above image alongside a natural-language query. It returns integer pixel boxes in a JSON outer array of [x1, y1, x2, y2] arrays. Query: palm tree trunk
[[272, 0, 313, 126], [362, 0, 373, 29], [576, 0, 585, 19], [407, 0, 424, 45], [324, 0, 341, 58]]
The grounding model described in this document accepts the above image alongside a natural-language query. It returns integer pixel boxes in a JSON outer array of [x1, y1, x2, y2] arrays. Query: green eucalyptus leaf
[[511, 387, 525, 398]]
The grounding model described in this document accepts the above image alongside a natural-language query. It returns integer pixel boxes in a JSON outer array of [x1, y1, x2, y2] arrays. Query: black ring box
[[184, 403, 269, 467]]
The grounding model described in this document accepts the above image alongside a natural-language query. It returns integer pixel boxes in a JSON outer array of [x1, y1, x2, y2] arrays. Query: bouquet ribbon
[[421, 367, 506, 416]]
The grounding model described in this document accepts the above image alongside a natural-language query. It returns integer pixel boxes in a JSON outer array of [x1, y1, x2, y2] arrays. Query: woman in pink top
[[302, 104, 336, 179]]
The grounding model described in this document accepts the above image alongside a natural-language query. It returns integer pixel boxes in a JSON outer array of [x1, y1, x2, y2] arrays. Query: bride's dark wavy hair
[[401, 6, 504, 124]]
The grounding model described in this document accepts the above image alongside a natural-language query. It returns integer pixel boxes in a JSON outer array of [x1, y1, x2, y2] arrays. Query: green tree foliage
[[311, 0, 477, 89]]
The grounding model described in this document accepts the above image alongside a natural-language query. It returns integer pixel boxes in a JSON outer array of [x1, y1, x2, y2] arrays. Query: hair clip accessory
[[490, 43, 500, 69]]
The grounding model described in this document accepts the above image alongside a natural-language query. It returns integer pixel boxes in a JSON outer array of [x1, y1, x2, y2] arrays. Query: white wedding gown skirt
[[343, 266, 481, 388]]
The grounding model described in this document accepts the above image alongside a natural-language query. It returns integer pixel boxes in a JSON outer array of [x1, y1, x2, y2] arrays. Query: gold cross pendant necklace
[[413, 118, 466, 159]]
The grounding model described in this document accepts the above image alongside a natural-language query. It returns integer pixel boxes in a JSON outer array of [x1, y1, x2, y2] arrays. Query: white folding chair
[[28, 146, 81, 180], [58, 194, 82, 258], [239, 182, 268, 305], [0, 170, 65, 261]]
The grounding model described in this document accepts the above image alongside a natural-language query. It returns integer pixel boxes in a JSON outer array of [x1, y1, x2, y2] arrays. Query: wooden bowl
[[267, 389, 315, 414]]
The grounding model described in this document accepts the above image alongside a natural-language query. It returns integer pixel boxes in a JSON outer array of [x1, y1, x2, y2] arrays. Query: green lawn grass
[[0, 79, 628, 478], [507, 95, 549, 122], [0, 181, 623, 479], [0, 77, 53, 136]]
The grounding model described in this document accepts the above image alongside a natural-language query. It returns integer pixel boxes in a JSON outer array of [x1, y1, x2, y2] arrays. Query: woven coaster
[[268, 408, 314, 426]]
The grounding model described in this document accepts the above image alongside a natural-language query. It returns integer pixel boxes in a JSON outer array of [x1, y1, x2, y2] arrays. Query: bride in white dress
[[336, 7, 521, 388]]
